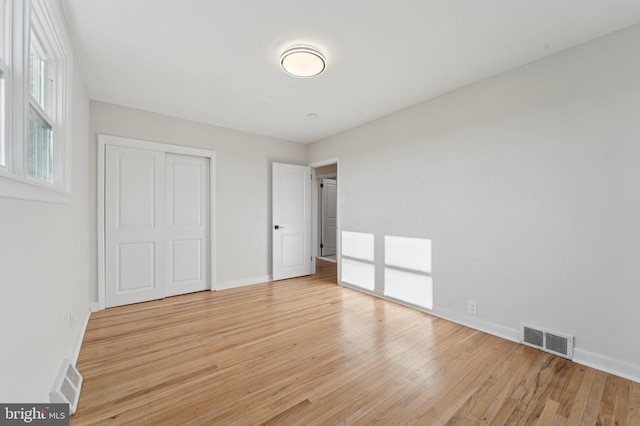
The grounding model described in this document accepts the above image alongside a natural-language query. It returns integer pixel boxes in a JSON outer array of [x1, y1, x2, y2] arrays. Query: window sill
[[0, 173, 71, 204]]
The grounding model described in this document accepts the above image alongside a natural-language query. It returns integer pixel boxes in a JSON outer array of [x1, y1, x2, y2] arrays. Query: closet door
[[165, 153, 209, 297], [105, 145, 166, 307]]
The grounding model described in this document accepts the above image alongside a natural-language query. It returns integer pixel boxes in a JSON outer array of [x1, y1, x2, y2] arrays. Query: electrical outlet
[[468, 300, 477, 315]]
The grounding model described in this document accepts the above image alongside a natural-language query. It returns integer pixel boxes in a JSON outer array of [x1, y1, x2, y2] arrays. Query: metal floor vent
[[50, 359, 83, 415], [520, 324, 574, 359]]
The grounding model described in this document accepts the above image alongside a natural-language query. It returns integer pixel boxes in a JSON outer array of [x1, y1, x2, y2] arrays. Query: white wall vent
[[50, 359, 83, 415], [520, 324, 574, 359]]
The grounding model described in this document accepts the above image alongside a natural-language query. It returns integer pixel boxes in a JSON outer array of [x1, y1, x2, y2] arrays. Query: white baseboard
[[338, 280, 520, 343], [573, 348, 640, 383], [215, 275, 272, 291], [89, 302, 99, 312], [69, 308, 92, 366], [429, 306, 520, 343]]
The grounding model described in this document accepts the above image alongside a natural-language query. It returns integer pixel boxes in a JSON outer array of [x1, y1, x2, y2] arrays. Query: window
[[28, 30, 54, 183], [0, 0, 73, 202], [0, 0, 9, 169], [0, 68, 6, 168], [28, 106, 53, 182]]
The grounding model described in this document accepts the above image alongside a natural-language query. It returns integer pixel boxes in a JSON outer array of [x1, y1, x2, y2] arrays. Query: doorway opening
[[311, 161, 339, 280], [318, 177, 337, 263]]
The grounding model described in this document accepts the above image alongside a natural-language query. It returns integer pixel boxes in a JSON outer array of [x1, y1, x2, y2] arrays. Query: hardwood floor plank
[[71, 260, 640, 425], [447, 344, 527, 423], [565, 368, 597, 426], [627, 381, 640, 425], [535, 399, 560, 426], [598, 374, 619, 425], [519, 358, 572, 424], [469, 346, 540, 424], [580, 370, 608, 425], [413, 338, 516, 424], [551, 414, 568, 426]]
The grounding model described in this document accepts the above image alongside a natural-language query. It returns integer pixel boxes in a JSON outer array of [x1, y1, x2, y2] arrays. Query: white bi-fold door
[[105, 145, 210, 307]]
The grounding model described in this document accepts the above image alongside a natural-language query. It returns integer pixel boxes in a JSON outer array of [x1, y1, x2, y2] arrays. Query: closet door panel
[[165, 153, 209, 296], [105, 145, 165, 307]]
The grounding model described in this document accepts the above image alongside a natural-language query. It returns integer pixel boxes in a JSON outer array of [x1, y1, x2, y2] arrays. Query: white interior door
[[272, 163, 311, 281], [165, 153, 209, 297], [321, 178, 337, 256], [105, 145, 165, 307]]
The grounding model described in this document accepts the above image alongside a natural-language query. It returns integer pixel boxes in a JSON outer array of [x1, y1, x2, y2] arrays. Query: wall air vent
[[520, 324, 573, 359], [50, 359, 83, 415]]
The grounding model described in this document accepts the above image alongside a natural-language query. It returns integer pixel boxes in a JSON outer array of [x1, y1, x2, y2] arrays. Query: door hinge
[[320, 183, 324, 188], [320, 243, 324, 248]]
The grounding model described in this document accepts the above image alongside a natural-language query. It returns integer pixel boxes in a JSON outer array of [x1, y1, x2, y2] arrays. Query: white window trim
[[0, 0, 73, 204], [0, 0, 12, 175], [0, 62, 8, 174]]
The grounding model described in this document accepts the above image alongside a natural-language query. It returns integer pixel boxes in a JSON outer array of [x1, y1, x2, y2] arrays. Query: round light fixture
[[280, 46, 326, 78]]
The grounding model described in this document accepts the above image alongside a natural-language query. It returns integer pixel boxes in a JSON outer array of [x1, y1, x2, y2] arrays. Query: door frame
[[309, 158, 340, 277], [97, 134, 217, 310]]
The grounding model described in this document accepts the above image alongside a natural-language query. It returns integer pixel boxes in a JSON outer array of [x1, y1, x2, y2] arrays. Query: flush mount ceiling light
[[280, 45, 326, 78]]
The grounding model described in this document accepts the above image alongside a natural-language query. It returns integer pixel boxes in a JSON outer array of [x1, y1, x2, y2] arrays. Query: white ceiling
[[61, 0, 640, 144]]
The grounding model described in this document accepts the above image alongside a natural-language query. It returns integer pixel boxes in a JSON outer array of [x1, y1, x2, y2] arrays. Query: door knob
[[274, 225, 284, 229]]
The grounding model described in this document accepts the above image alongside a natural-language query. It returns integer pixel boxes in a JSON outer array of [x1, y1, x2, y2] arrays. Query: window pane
[[29, 44, 45, 107], [0, 1, 6, 62], [28, 107, 53, 183], [0, 68, 5, 167]]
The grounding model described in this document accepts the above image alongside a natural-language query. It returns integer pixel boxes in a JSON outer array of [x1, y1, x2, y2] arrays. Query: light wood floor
[[73, 260, 640, 425]]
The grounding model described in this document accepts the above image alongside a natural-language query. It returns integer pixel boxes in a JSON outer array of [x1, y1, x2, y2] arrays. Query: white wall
[[308, 24, 640, 381], [90, 101, 307, 297], [0, 64, 91, 401]]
